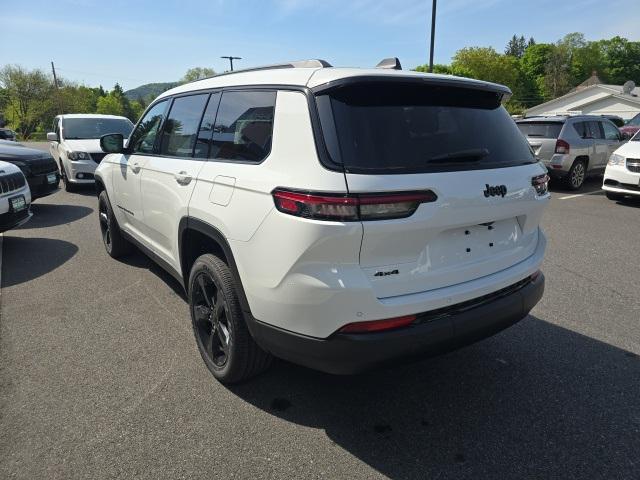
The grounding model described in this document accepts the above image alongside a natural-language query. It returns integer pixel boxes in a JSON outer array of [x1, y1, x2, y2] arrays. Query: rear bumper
[[247, 272, 545, 375]]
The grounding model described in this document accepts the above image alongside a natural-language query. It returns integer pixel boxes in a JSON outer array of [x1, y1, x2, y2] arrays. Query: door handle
[[174, 171, 192, 185], [131, 162, 141, 174]]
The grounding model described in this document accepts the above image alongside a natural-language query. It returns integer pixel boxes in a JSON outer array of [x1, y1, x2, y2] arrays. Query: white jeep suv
[[48, 114, 133, 191], [95, 59, 549, 383], [0, 160, 32, 233]]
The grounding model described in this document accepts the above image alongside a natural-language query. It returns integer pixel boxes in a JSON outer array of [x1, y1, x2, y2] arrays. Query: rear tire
[[605, 191, 625, 201], [98, 190, 132, 258], [565, 159, 586, 191], [189, 254, 272, 384]]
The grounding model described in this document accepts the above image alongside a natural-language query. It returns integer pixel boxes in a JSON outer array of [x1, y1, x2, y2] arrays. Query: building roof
[[570, 71, 603, 92], [525, 83, 640, 116]]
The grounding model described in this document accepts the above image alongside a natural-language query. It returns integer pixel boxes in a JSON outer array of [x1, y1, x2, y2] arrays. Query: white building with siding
[[525, 82, 640, 120]]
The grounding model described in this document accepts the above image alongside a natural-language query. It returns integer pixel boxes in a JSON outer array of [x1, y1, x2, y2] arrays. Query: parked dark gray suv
[[516, 115, 625, 190]]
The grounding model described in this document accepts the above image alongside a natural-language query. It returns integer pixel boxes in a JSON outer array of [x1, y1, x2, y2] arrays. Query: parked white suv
[[95, 59, 549, 383], [0, 160, 31, 233], [603, 130, 640, 201], [48, 114, 133, 191]]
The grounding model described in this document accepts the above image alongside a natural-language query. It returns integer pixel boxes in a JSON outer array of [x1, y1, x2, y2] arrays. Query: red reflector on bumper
[[338, 315, 417, 334]]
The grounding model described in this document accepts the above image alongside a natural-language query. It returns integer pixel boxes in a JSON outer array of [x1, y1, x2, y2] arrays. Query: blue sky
[[2, 0, 639, 91]]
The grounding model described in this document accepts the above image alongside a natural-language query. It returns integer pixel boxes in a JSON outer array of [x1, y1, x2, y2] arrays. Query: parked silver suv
[[516, 115, 624, 190]]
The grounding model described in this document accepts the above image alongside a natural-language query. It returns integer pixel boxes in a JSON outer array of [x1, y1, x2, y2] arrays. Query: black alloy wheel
[[192, 271, 232, 368]]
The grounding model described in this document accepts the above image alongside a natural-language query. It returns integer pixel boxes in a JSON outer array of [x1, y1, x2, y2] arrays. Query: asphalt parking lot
[[1, 160, 639, 479]]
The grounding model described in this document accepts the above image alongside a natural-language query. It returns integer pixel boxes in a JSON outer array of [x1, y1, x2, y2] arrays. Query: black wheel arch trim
[[179, 217, 253, 315]]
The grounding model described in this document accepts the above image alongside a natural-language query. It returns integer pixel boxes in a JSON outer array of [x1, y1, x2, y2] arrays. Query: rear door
[[316, 81, 548, 299], [588, 121, 608, 169], [139, 92, 213, 270], [516, 121, 563, 164]]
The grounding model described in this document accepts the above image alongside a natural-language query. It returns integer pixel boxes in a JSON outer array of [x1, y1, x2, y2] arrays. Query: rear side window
[[517, 122, 563, 139], [573, 121, 588, 138], [160, 94, 209, 158], [317, 82, 535, 174], [210, 91, 276, 163], [602, 121, 620, 140], [588, 121, 603, 139]]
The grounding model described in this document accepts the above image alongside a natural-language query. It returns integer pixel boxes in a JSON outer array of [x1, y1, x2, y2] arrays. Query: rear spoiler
[[311, 75, 512, 103]]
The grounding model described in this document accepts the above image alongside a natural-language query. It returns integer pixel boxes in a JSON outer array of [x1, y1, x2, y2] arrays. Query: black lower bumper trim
[[0, 208, 31, 233], [27, 172, 60, 199], [246, 273, 545, 375]]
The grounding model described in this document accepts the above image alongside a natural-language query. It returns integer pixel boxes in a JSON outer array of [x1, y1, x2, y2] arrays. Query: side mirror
[[46, 132, 58, 142], [621, 131, 632, 141], [100, 133, 124, 153]]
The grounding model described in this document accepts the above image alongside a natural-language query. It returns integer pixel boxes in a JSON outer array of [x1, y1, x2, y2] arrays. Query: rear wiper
[[526, 134, 545, 137], [427, 148, 489, 163]]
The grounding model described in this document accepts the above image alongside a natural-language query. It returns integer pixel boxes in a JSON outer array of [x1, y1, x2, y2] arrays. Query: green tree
[[452, 47, 520, 86], [598, 36, 640, 84], [544, 43, 572, 98], [96, 93, 125, 116], [505, 35, 527, 58], [181, 67, 215, 83], [0, 65, 54, 138], [413, 63, 472, 77], [569, 42, 605, 86]]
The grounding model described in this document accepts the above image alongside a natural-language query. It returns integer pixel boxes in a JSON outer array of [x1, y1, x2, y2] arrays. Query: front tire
[[60, 161, 76, 192], [189, 254, 272, 384], [565, 159, 586, 190], [98, 191, 131, 258]]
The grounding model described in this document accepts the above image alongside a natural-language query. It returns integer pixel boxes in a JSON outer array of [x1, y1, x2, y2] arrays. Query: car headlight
[[68, 151, 91, 161], [608, 153, 625, 166]]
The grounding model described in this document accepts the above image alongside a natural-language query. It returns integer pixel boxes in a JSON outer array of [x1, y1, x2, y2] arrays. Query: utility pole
[[428, 0, 437, 73], [221, 56, 242, 72], [51, 61, 63, 113]]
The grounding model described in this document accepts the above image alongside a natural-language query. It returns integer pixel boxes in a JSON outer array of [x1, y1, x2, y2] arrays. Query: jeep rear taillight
[[272, 189, 437, 221], [555, 139, 570, 154], [532, 173, 550, 196]]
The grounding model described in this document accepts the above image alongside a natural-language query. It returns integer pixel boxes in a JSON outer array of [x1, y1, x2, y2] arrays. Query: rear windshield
[[516, 122, 563, 139], [315, 82, 535, 174]]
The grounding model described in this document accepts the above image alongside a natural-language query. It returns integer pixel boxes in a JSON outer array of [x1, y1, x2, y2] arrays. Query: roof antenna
[[376, 57, 402, 70]]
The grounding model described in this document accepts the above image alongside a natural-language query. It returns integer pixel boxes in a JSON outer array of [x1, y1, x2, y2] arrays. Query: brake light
[[555, 139, 570, 154], [532, 173, 550, 196], [338, 315, 417, 334], [272, 189, 437, 221]]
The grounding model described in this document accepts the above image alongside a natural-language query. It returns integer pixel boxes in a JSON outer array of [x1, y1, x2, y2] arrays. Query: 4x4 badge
[[483, 184, 507, 198]]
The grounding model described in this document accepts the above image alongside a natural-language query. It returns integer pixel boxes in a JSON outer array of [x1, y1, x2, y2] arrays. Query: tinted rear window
[[210, 91, 276, 163], [316, 83, 535, 174], [517, 122, 563, 139]]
